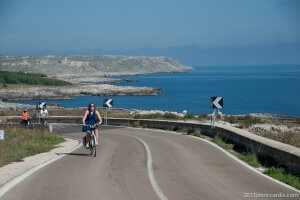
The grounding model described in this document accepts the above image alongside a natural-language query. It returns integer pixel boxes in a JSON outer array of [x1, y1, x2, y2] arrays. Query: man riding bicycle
[[82, 102, 102, 147]]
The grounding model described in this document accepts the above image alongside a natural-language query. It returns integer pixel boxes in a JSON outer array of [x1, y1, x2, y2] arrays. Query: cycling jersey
[[85, 110, 97, 125], [22, 112, 29, 120]]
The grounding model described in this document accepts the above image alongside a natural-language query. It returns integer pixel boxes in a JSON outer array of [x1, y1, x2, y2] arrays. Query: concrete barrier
[[1, 116, 300, 173]]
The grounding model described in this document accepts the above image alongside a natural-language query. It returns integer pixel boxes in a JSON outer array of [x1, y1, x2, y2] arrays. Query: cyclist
[[82, 102, 102, 147], [21, 109, 30, 127], [40, 107, 48, 126]]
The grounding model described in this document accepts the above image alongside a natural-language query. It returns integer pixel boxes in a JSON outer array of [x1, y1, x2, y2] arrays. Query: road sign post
[[103, 99, 113, 125], [210, 97, 223, 129]]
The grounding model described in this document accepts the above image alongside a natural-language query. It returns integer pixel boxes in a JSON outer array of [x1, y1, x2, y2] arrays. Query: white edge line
[[112, 132, 168, 200], [108, 125, 300, 194], [0, 139, 82, 199], [192, 135, 300, 194]]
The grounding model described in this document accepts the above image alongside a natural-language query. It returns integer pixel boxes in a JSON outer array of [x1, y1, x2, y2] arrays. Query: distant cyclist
[[21, 109, 30, 127], [40, 107, 48, 126], [82, 102, 102, 147]]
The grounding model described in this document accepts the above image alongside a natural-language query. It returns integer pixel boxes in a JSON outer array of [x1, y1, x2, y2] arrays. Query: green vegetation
[[190, 129, 202, 137], [132, 121, 141, 128], [212, 135, 300, 190], [236, 153, 261, 168], [0, 70, 72, 86], [264, 167, 300, 190], [213, 136, 233, 150], [0, 127, 64, 167], [223, 114, 263, 127]]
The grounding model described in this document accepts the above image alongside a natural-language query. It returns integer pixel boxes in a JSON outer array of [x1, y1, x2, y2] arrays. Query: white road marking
[[113, 133, 168, 200], [117, 126, 300, 193]]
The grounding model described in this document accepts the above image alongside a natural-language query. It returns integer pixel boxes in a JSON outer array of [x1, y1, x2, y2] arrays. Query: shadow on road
[[52, 124, 126, 134], [56, 152, 91, 157]]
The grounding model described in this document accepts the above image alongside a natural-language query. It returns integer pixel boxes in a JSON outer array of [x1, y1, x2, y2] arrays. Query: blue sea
[[10, 65, 300, 116]]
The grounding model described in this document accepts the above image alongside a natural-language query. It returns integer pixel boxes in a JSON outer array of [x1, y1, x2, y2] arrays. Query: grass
[[213, 136, 233, 150], [264, 167, 300, 190], [212, 135, 300, 190], [261, 131, 300, 148], [0, 70, 72, 86], [0, 127, 64, 167], [235, 152, 261, 168]]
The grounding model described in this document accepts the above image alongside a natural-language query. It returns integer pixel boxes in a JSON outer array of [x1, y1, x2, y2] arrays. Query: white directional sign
[[0, 130, 4, 140], [37, 102, 47, 110], [211, 97, 223, 109], [103, 99, 113, 108]]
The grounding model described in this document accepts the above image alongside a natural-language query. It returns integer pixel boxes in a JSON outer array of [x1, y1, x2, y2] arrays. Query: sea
[[10, 65, 300, 116]]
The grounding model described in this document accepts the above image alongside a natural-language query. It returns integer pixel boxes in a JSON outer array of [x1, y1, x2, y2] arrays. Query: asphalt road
[[1, 125, 298, 200]]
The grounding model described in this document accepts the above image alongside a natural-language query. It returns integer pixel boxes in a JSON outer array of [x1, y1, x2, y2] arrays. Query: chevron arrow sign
[[103, 99, 113, 108], [210, 97, 223, 109]]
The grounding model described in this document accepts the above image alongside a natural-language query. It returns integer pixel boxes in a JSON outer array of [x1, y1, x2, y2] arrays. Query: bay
[[10, 65, 300, 116]]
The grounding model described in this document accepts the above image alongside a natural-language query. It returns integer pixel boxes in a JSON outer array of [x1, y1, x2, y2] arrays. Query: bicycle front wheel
[[90, 136, 96, 157]]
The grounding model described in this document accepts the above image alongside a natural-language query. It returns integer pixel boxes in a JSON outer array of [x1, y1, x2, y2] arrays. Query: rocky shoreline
[[0, 84, 163, 102]]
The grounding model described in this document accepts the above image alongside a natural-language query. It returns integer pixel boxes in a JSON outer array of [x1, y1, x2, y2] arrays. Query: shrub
[[0, 70, 72, 86], [183, 113, 194, 120], [241, 115, 263, 128], [132, 121, 140, 128], [191, 129, 202, 137], [177, 127, 187, 133], [163, 112, 180, 120], [223, 115, 237, 124]]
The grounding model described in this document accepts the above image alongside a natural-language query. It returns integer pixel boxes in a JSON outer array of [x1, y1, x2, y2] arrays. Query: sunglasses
[[90, 105, 95, 107]]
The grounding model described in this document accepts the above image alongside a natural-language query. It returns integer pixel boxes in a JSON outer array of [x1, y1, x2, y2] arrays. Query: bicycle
[[83, 124, 98, 157], [40, 118, 48, 129], [20, 119, 34, 129]]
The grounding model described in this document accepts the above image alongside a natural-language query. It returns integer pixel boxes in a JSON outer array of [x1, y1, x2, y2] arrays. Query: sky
[[0, 0, 299, 65]]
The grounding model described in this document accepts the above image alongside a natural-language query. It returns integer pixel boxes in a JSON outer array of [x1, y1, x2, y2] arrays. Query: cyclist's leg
[[95, 128, 99, 145], [86, 132, 90, 147]]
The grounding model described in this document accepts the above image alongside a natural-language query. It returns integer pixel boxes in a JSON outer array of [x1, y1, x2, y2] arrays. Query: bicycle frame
[[86, 125, 97, 157]]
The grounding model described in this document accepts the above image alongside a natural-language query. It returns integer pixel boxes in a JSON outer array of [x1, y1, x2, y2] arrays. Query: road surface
[[1, 125, 298, 200]]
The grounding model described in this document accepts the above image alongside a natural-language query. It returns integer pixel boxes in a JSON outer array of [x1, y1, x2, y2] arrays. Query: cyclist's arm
[[96, 110, 102, 124], [82, 110, 88, 126]]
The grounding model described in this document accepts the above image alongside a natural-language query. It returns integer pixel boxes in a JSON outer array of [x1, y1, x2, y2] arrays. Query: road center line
[[113, 133, 168, 200]]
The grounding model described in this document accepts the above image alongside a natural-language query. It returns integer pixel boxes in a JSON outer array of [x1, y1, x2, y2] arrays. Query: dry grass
[[260, 131, 300, 148], [2, 108, 132, 118]]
